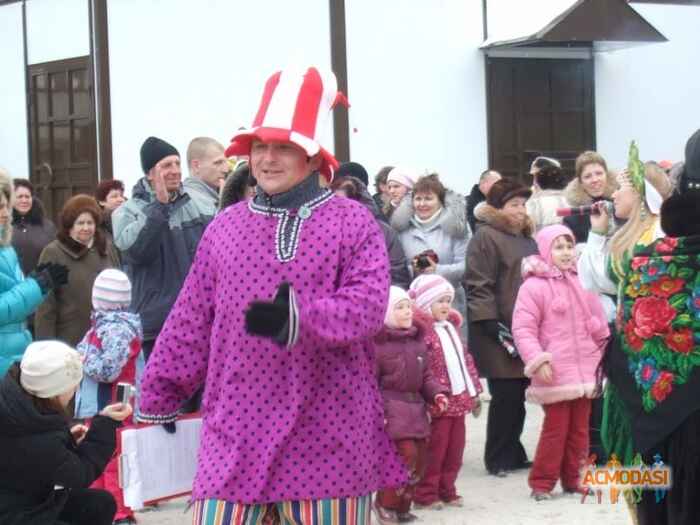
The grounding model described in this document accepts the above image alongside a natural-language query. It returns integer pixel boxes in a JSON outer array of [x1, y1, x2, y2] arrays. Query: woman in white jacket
[[526, 163, 569, 232]]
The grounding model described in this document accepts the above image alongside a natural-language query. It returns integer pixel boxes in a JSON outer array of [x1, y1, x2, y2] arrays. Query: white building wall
[[345, 0, 487, 193], [107, 0, 332, 193], [595, 4, 700, 170], [0, 3, 29, 179], [0, 0, 90, 180], [484, 0, 575, 45], [26, 0, 90, 65]]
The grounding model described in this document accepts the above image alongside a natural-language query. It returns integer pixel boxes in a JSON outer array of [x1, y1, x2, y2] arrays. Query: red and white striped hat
[[225, 66, 348, 181]]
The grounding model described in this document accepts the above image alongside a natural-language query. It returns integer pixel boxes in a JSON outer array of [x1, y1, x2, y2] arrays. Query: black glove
[[479, 320, 501, 341], [244, 282, 291, 345], [30, 262, 69, 293], [162, 422, 176, 434], [47, 263, 69, 287]]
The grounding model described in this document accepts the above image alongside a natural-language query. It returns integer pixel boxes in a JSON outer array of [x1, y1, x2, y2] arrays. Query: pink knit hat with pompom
[[409, 274, 454, 312]]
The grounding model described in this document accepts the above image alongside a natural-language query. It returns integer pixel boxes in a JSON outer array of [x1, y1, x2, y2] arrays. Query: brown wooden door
[[28, 56, 97, 222], [486, 57, 595, 185]]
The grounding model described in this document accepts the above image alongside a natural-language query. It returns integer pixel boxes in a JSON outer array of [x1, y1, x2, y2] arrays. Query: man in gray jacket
[[183, 137, 229, 222], [113, 136, 208, 360]]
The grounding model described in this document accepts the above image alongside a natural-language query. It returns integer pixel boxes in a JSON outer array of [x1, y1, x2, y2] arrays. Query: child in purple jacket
[[512, 225, 609, 501], [374, 286, 449, 524]]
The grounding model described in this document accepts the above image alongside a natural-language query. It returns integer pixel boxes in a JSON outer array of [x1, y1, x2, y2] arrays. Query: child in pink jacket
[[512, 224, 609, 501]]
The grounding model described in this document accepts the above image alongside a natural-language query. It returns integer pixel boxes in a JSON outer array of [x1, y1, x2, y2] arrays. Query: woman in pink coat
[[512, 224, 609, 501]]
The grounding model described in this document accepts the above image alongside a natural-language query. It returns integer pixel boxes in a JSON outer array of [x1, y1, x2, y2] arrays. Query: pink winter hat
[[535, 224, 575, 267], [384, 286, 411, 328], [387, 167, 420, 190], [92, 269, 131, 310], [409, 274, 454, 312]]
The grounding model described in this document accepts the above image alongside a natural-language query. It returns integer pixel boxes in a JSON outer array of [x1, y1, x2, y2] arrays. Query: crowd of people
[[0, 65, 698, 525]]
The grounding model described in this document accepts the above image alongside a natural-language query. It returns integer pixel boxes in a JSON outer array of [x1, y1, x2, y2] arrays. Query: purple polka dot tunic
[[138, 194, 408, 503]]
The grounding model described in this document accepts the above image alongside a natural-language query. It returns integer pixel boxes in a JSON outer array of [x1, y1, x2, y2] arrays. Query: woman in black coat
[[0, 340, 131, 525], [11, 179, 57, 335], [331, 175, 412, 289], [562, 151, 618, 244], [11, 178, 57, 276]]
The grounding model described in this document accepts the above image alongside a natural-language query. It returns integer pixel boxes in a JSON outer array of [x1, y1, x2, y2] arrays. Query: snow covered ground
[[137, 396, 633, 525]]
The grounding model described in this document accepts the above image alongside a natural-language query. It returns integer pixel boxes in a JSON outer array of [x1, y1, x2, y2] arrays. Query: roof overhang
[[482, 0, 667, 59]]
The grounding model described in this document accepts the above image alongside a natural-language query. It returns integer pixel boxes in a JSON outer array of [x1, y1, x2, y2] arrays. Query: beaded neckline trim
[[248, 190, 334, 262]]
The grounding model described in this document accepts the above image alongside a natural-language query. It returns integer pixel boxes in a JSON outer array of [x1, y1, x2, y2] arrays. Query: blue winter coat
[[112, 178, 207, 341], [0, 245, 44, 376]]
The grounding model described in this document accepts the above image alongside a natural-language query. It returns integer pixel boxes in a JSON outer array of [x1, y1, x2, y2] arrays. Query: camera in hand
[[116, 382, 136, 405], [415, 255, 432, 269], [414, 250, 439, 270]]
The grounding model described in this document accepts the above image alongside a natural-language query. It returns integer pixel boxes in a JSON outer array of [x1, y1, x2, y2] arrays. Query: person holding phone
[[0, 340, 131, 525]]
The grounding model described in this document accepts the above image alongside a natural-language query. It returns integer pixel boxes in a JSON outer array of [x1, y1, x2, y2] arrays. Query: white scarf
[[413, 207, 443, 226], [434, 320, 477, 397]]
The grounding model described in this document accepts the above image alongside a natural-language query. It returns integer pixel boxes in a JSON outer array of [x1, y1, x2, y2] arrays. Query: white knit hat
[[409, 274, 455, 312], [20, 341, 83, 399], [387, 167, 420, 190], [384, 286, 412, 328], [92, 269, 131, 310]]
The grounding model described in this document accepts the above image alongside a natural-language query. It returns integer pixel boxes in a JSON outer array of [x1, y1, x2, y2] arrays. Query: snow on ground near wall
[[137, 395, 633, 525]]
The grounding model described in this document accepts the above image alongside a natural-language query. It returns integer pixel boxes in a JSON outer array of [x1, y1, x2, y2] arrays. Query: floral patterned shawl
[[604, 234, 700, 462], [619, 235, 700, 412]]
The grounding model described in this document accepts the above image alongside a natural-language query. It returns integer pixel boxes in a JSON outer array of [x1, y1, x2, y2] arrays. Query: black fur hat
[[487, 178, 532, 209], [661, 129, 700, 237]]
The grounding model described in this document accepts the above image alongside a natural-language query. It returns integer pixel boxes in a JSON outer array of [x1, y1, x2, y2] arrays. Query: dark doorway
[[28, 56, 98, 222], [486, 57, 595, 184]]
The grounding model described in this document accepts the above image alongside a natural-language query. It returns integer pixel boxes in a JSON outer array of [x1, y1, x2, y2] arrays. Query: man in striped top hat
[[137, 66, 407, 524]]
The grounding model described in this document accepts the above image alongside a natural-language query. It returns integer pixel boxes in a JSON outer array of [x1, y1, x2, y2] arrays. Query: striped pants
[[192, 495, 372, 525]]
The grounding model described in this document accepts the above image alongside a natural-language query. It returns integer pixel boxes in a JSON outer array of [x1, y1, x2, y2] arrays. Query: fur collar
[[521, 254, 570, 280], [12, 198, 47, 226], [564, 171, 618, 206], [0, 224, 10, 247], [390, 189, 466, 238], [474, 203, 533, 237], [56, 232, 107, 259], [412, 306, 463, 331]]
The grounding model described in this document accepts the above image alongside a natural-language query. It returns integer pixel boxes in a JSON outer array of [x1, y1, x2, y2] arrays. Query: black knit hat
[[661, 128, 700, 237], [486, 178, 532, 209], [140, 136, 179, 174], [336, 162, 369, 187]]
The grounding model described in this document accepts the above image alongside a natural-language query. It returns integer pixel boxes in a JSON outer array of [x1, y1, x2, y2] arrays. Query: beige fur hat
[[20, 341, 83, 398]]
